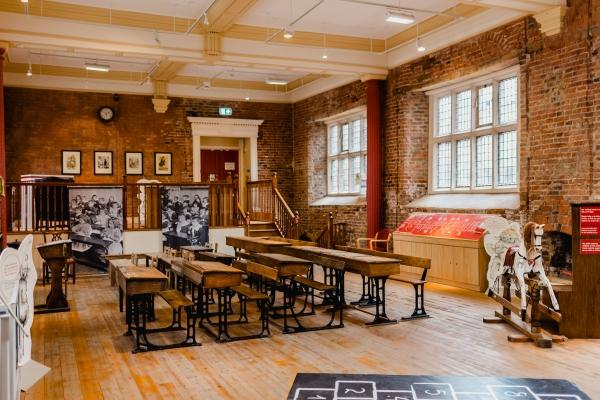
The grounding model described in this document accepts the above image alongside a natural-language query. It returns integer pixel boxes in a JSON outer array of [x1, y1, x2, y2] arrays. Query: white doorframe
[[188, 117, 263, 182]]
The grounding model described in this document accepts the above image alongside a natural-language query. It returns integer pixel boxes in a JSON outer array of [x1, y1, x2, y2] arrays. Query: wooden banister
[[245, 172, 298, 239]]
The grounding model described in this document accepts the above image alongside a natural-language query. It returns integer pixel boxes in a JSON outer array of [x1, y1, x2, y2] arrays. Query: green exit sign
[[219, 107, 233, 116]]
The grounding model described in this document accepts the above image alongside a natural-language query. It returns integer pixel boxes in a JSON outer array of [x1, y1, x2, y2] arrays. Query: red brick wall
[[291, 80, 368, 242], [4, 89, 294, 199], [292, 0, 599, 238]]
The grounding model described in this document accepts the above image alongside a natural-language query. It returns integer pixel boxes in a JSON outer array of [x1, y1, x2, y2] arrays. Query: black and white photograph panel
[[160, 186, 209, 249], [68, 186, 123, 270]]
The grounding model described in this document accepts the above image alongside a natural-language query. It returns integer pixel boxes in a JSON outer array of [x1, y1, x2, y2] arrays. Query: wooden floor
[[23, 273, 600, 399]]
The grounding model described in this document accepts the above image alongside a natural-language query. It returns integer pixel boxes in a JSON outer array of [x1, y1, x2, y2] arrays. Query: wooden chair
[[42, 232, 76, 292], [355, 228, 393, 252]]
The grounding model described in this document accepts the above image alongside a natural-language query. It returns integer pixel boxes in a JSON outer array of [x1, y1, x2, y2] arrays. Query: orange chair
[[355, 228, 393, 252]]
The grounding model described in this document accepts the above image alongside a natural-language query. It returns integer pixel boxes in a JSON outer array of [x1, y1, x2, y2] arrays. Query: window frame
[[427, 67, 520, 194], [326, 110, 367, 196]]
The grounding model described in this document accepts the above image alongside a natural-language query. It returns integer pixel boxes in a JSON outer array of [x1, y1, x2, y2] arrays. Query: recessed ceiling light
[[84, 62, 110, 72], [416, 38, 426, 52], [385, 10, 415, 24], [283, 29, 294, 39], [21, 0, 28, 3], [321, 52, 328, 60], [245, 96, 250, 101], [26, 63, 32, 76], [265, 77, 288, 85]]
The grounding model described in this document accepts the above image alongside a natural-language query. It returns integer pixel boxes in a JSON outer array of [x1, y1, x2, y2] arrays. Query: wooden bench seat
[[293, 276, 336, 292], [158, 290, 193, 309], [392, 274, 426, 286], [231, 285, 268, 300], [232, 259, 248, 272]]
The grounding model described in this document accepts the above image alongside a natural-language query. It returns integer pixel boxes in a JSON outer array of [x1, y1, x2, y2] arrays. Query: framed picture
[[61, 150, 81, 175], [125, 152, 143, 175], [155, 152, 172, 175], [94, 151, 113, 175]]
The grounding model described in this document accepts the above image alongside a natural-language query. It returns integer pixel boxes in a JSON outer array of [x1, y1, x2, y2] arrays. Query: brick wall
[[291, 80, 369, 242], [293, 0, 600, 239], [4, 88, 294, 199]]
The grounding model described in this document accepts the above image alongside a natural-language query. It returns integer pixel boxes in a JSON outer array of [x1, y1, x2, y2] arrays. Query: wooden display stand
[[35, 240, 71, 313], [392, 213, 490, 292], [552, 203, 600, 338]]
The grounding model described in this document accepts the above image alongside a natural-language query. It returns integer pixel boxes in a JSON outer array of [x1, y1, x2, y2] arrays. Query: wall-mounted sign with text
[[218, 107, 233, 117], [580, 206, 600, 236]]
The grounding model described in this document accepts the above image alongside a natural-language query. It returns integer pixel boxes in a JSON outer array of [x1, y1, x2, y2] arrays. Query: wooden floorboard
[[23, 273, 600, 399]]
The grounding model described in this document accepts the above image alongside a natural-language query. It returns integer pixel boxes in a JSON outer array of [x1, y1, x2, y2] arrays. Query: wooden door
[[200, 149, 239, 182]]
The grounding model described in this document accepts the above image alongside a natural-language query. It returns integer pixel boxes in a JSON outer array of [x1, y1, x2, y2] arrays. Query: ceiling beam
[[206, 0, 260, 33], [3, 61, 323, 94]]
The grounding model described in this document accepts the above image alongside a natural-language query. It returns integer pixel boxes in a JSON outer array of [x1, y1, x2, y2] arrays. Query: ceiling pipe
[[338, 0, 465, 19], [265, 0, 326, 44], [186, 0, 219, 35]]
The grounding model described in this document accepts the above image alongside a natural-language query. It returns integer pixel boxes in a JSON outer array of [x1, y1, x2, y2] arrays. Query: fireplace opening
[[542, 231, 572, 278]]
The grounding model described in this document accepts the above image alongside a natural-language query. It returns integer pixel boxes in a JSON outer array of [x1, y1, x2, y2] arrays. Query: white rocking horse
[[481, 217, 559, 321]]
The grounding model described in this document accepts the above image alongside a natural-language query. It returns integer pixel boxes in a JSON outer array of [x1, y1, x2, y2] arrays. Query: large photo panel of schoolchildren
[[160, 186, 209, 248], [68, 186, 123, 270]]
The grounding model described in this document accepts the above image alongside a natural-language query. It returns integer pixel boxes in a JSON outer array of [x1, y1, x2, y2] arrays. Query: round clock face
[[98, 106, 114, 122]]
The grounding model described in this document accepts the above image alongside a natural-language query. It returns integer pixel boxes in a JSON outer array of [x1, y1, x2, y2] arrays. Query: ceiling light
[[21, 0, 28, 3], [84, 62, 110, 72], [321, 51, 328, 60], [283, 29, 294, 39], [385, 10, 415, 24], [416, 38, 426, 52], [265, 77, 288, 85], [26, 63, 32, 76], [245, 96, 250, 101], [203, 13, 209, 26]]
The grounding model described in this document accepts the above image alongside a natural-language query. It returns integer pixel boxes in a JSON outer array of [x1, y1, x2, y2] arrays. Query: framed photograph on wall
[[125, 152, 143, 175], [94, 151, 113, 175], [61, 150, 81, 175], [155, 152, 172, 175]]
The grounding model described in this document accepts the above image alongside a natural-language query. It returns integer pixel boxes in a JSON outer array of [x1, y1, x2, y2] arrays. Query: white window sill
[[406, 193, 519, 210], [310, 195, 366, 207]]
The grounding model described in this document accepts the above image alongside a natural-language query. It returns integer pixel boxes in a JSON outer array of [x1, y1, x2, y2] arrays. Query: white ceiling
[[49, 0, 213, 19], [239, 0, 461, 39], [2, 0, 559, 102]]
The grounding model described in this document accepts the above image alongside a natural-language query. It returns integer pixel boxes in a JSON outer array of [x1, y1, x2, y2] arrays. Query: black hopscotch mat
[[287, 374, 591, 400]]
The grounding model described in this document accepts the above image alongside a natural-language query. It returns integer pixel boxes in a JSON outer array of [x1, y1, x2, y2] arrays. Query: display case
[[392, 213, 490, 292]]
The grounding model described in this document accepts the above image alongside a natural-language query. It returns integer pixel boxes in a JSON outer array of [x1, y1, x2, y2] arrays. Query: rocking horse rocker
[[481, 217, 566, 348]]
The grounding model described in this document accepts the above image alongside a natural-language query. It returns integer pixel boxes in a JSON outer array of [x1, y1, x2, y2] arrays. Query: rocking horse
[[481, 217, 564, 348]]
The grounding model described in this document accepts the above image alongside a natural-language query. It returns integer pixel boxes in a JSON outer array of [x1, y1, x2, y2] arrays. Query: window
[[327, 113, 367, 195], [430, 69, 519, 192]]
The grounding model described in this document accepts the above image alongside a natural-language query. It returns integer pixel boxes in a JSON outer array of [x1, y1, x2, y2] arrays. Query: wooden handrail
[[4, 180, 241, 233], [244, 172, 298, 239], [274, 187, 294, 219]]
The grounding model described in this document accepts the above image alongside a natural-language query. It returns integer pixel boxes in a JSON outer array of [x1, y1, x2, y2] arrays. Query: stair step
[[249, 223, 276, 230], [248, 229, 280, 237]]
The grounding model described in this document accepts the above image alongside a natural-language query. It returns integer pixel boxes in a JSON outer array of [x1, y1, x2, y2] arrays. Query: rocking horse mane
[[523, 222, 538, 258]]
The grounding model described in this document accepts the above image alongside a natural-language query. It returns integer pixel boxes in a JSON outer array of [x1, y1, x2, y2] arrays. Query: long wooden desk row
[[226, 236, 431, 325]]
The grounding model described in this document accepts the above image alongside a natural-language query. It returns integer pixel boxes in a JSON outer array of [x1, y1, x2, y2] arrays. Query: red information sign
[[396, 213, 488, 240], [580, 239, 600, 255], [580, 206, 600, 236]]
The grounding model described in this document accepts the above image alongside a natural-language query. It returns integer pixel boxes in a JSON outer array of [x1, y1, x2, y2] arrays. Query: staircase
[[247, 221, 280, 237], [236, 173, 299, 239]]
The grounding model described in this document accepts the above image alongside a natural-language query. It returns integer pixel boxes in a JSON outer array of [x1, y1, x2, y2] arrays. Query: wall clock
[[97, 106, 115, 123]]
